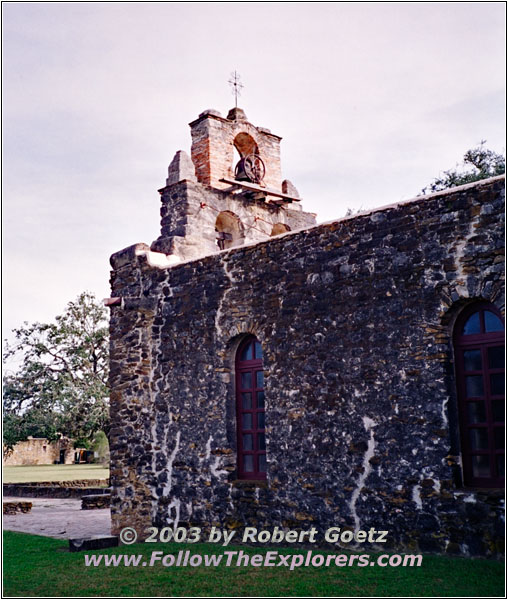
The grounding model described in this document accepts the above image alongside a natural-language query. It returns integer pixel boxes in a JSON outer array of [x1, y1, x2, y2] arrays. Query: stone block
[[166, 150, 197, 185], [3, 501, 32, 515], [81, 494, 111, 510]]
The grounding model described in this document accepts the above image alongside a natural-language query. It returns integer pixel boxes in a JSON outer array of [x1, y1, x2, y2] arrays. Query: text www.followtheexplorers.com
[[85, 550, 422, 570]]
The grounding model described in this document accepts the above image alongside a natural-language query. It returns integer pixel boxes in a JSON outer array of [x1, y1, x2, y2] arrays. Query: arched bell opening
[[234, 132, 259, 158], [215, 210, 244, 250], [270, 223, 291, 236], [233, 133, 265, 184]]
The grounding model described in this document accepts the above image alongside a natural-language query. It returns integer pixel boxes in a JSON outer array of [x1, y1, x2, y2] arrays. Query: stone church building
[[107, 106, 505, 557]]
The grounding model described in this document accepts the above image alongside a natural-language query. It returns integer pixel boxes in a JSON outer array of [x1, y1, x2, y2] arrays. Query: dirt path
[[3, 497, 111, 539]]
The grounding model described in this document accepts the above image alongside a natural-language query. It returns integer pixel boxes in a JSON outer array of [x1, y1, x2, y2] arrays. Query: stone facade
[[108, 107, 505, 558], [151, 108, 316, 262], [3, 437, 74, 466], [189, 107, 283, 191]]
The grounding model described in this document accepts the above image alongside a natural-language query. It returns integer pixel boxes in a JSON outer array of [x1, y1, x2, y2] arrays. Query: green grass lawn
[[3, 464, 109, 483], [3, 531, 504, 597]]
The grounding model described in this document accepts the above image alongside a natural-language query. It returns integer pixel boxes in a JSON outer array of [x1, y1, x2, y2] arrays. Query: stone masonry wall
[[190, 109, 283, 190], [109, 175, 505, 557], [3, 438, 74, 466], [151, 180, 316, 260]]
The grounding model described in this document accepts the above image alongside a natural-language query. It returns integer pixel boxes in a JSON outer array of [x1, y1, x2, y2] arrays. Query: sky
[[2, 2, 506, 345]]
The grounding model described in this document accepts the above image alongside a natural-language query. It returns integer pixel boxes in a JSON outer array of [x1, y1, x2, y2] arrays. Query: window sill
[[232, 479, 267, 488]]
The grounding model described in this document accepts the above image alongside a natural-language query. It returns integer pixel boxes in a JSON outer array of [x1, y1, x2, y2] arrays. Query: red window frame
[[454, 303, 504, 488], [236, 336, 266, 480]]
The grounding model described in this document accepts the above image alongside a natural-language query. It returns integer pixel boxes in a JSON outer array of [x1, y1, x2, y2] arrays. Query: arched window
[[454, 303, 504, 487], [215, 211, 244, 250], [236, 336, 266, 479], [270, 223, 291, 236], [233, 132, 259, 159]]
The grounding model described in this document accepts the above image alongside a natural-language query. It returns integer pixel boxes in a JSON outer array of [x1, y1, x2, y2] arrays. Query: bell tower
[[189, 107, 283, 191], [150, 107, 317, 261]]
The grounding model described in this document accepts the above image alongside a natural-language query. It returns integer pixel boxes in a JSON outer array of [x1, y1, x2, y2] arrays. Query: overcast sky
[[2, 2, 506, 343]]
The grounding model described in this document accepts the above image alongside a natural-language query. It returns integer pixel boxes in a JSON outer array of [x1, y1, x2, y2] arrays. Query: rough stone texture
[[151, 180, 316, 261], [3, 501, 32, 515], [82, 494, 111, 510], [166, 150, 197, 186], [3, 484, 110, 498], [282, 179, 300, 199], [149, 108, 316, 262], [3, 497, 111, 539], [3, 437, 75, 466], [109, 174, 505, 558], [189, 107, 283, 191]]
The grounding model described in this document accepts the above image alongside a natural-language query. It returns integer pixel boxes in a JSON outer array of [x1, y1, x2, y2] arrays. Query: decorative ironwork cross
[[228, 71, 243, 108]]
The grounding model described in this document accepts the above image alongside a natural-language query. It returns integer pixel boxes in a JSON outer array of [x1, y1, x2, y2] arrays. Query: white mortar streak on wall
[[464, 494, 476, 504], [205, 435, 213, 460], [214, 253, 238, 338], [453, 215, 478, 297], [412, 480, 423, 510], [349, 416, 377, 532], [149, 415, 159, 519], [210, 456, 227, 478], [441, 398, 448, 429], [167, 497, 181, 529], [163, 430, 181, 498]]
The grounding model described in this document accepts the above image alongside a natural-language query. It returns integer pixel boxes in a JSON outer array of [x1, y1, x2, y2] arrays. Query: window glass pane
[[490, 374, 504, 396], [463, 350, 482, 372], [494, 428, 504, 450], [243, 455, 254, 472], [243, 434, 253, 451], [469, 428, 489, 450], [463, 312, 481, 335], [492, 400, 504, 422], [466, 375, 484, 397], [485, 311, 504, 333], [256, 371, 264, 388], [257, 412, 265, 429], [240, 342, 253, 361], [242, 414, 252, 429], [496, 454, 504, 478], [257, 391, 265, 409], [241, 372, 252, 389], [467, 402, 486, 424], [259, 454, 267, 472], [258, 433, 266, 450], [254, 341, 263, 359], [471, 455, 491, 478], [242, 393, 252, 409], [488, 346, 504, 369]]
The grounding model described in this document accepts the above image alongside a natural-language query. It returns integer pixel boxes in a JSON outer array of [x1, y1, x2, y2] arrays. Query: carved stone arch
[[270, 223, 291, 236], [231, 132, 263, 183], [235, 335, 266, 479], [223, 330, 261, 477], [452, 302, 504, 487], [438, 297, 505, 488], [215, 210, 244, 250], [233, 132, 259, 158]]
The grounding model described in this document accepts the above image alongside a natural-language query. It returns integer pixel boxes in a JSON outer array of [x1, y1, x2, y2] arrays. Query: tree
[[421, 141, 505, 195], [3, 292, 110, 450]]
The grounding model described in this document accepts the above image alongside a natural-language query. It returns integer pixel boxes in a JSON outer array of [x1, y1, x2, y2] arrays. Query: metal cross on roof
[[228, 71, 243, 108]]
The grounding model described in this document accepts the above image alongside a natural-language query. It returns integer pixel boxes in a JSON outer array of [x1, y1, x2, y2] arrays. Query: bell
[[234, 157, 250, 182], [234, 153, 266, 184]]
